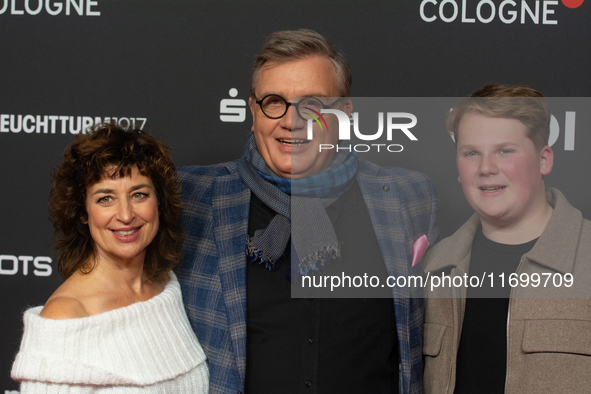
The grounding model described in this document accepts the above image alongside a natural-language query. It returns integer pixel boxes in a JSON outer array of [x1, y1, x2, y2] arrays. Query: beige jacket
[[423, 188, 591, 393]]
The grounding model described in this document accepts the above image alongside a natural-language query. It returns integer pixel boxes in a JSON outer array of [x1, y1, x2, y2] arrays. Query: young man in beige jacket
[[423, 84, 591, 394]]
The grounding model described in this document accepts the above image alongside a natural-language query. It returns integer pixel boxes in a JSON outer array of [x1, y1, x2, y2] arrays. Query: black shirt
[[454, 228, 537, 394], [245, 180, 399, 394]]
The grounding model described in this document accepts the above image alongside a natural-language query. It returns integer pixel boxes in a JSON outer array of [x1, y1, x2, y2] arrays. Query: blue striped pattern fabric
[[176, 157, 439, 394], [237, 133, 358, 276], [244, 132, 359, 199]]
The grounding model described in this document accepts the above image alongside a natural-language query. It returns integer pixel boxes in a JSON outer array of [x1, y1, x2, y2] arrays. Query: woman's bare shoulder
[[40, 295, 89, 319], [40, 270, 171, 319], [40, 275, 90, 320]]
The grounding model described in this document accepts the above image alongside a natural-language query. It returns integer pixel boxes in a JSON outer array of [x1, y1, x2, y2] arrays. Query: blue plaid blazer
[[176, 159, 439, 394]]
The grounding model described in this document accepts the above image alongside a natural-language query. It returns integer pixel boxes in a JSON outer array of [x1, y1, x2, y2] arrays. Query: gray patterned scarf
[[237, 133, 358, 279]]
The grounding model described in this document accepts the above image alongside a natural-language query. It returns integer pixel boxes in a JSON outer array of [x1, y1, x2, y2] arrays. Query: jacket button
[[305, 380, 312, 387], [308, 338, 314, 344], [382, 185, 390, 191]]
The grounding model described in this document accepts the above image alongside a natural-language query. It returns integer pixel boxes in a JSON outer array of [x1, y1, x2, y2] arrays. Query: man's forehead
[[260, 55, 326, 69], [254, 55, 339, 97]]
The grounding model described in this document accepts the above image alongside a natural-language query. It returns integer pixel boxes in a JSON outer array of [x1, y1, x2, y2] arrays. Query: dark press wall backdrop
[[1, 1, 589, 391]]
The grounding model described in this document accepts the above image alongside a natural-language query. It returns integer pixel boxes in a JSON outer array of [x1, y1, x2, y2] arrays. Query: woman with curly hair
[[11, 123, 208, 393]]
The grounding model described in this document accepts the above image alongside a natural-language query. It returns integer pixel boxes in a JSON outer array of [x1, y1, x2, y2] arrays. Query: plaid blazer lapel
[[211, 169, 250, 386], [358, 172, 414, 394], [357, 169, 411, 293], [356, 160, 433, 394]]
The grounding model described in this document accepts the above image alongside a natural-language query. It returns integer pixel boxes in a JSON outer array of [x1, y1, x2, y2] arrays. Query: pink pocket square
[[411, 234, 429, 267]]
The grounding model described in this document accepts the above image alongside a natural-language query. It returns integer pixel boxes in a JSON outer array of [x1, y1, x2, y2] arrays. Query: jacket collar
[[425, 188, 583, 275], [526, 188, 583, 274]]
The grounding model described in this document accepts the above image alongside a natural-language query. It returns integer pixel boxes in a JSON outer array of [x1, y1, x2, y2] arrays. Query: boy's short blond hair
[[447, 83, 551, 152]]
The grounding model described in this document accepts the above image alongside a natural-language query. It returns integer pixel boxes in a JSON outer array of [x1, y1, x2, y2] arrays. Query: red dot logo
[[562, 0, 584, 8]]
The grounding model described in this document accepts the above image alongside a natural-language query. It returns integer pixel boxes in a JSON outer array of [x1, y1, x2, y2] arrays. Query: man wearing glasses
[[177, 29, 439, 394]]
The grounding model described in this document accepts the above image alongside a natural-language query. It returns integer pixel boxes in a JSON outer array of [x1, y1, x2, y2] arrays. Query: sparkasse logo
[[419, 0, 584, 25]]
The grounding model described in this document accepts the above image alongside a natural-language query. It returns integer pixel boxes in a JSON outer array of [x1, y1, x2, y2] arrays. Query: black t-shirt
[[454, 228, 537, 394], [245, 180, 399, 394]]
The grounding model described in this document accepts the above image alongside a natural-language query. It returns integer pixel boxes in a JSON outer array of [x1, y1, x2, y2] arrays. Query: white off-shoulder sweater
[[11, 271, 208, 393]]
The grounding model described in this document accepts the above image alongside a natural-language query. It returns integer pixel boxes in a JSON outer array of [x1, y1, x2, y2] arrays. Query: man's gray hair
[[249, 29, 352, 98]]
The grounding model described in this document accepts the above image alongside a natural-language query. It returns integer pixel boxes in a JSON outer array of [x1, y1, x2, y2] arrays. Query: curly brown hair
[[49, 123, 183, 280]]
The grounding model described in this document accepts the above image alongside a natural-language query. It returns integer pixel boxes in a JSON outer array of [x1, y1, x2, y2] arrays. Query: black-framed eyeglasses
[[254, 94, 343, 120]]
